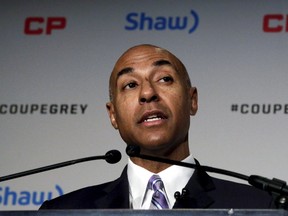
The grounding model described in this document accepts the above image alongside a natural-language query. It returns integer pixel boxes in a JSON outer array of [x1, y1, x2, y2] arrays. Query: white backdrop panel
[[0, 0, 287, 210]]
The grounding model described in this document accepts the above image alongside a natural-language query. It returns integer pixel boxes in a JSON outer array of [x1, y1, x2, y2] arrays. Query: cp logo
[[263, 14, 288, 32], [24, 17, 67, 35]]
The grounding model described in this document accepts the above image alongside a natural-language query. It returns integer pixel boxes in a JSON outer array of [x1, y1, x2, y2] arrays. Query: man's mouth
[[139, 111, 167, 124], [144, 115, 163, 122]]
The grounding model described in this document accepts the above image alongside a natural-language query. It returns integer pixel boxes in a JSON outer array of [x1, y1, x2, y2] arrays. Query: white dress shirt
[[127, 155, 195, 209]]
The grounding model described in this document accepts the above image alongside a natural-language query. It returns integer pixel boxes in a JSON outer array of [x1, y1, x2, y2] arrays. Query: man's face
[[106, 45, 197, 156]]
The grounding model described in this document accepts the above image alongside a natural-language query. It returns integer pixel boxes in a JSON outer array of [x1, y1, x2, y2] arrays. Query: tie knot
[[147, 175, 169, 209], [148, 175, 164, 191]]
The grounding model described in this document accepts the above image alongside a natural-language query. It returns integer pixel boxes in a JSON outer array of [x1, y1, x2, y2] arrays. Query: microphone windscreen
[[126, 145, 141, 157], [105, 150, 122, 164]]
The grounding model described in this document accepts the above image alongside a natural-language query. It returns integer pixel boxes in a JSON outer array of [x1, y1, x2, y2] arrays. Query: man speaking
[[40, 44, 275, 209]]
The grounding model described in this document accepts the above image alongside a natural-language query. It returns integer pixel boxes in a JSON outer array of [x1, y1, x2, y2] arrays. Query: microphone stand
[[126, 145, 288, 210], [0, 150, 121, 182]]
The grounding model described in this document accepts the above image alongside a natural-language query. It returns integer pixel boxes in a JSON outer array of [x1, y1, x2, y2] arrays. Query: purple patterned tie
[[148, 175, 169, 209]]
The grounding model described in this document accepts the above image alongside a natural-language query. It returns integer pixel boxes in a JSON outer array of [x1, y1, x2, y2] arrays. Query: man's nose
[[139, 82, 159, 104]]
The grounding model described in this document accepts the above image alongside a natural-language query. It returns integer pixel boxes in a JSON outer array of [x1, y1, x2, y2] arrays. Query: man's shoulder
[[39, 180, 115, 209], [209, 176, 275, 208], [40, 168, 129, 209], [212, 176, 265, 194]]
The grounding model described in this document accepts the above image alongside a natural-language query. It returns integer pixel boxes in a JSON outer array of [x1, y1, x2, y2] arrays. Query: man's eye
[[124, 82, 137, 89], [160, 76, 173, 83]]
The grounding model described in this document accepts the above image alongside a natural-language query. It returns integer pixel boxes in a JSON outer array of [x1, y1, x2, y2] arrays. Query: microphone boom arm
[[0, 155, 105, 182], [0, 150, 121, 182], [126, 145, 288, 200], [137, 153, 249, 181]]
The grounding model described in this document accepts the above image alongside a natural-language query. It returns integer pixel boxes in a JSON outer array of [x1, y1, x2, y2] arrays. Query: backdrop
[[1, 0, 287, 210]]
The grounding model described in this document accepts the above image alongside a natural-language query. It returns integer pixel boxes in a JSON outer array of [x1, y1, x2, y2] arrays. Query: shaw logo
[[263, 14, 288, 32], [125, 10, 199, 34], [0, 185, 63, 206]]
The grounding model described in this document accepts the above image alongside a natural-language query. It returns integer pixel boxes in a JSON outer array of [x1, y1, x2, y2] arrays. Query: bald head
[[108, 44, 192, 101]]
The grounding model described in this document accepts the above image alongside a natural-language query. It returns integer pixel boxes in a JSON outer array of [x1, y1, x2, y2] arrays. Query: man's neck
[[130, 143, 190, 173]]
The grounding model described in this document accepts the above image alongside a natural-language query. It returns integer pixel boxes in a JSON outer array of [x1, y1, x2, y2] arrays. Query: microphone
[[126, 145, 248, 180], [126, 145, 288, 198], [0, 150, 121, 182], [105, 150, 122, 164], [249, 175, 288, 196]]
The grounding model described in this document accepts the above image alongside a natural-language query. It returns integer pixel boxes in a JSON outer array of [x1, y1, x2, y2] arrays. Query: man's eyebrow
[[116, 60, 173, 81], [116, 67, 134, 79], [152, 59, 172, 67]]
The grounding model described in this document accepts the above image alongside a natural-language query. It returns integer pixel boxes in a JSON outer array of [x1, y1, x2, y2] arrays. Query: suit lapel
[[93, 167, 130, 209], [173, 159, 215, 209]]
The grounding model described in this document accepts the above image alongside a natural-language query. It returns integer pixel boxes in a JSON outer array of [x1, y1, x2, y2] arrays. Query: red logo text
[[263, 14, 288, 32], [24, 17, 67, 35]]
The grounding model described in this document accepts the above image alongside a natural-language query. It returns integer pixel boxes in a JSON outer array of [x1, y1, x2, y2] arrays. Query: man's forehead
[[112, 48, 178, 76], [117, 48, 170, 65]]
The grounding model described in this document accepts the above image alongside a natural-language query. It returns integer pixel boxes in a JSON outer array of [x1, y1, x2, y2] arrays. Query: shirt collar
[[127, 158, 153, 208], [127, 155, 195, 208]]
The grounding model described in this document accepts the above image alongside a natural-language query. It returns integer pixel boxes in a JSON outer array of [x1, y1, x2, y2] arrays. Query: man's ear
[[189, 87, 198, 116], [106, 102, 118, 129]]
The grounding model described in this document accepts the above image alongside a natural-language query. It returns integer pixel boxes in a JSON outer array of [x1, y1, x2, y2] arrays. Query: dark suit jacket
[[40, 162, 275, 209]]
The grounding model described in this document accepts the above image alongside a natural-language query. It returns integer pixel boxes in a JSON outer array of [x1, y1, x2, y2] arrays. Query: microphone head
[[105, 150, 122, 164], [126, 145, 141, 157]]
